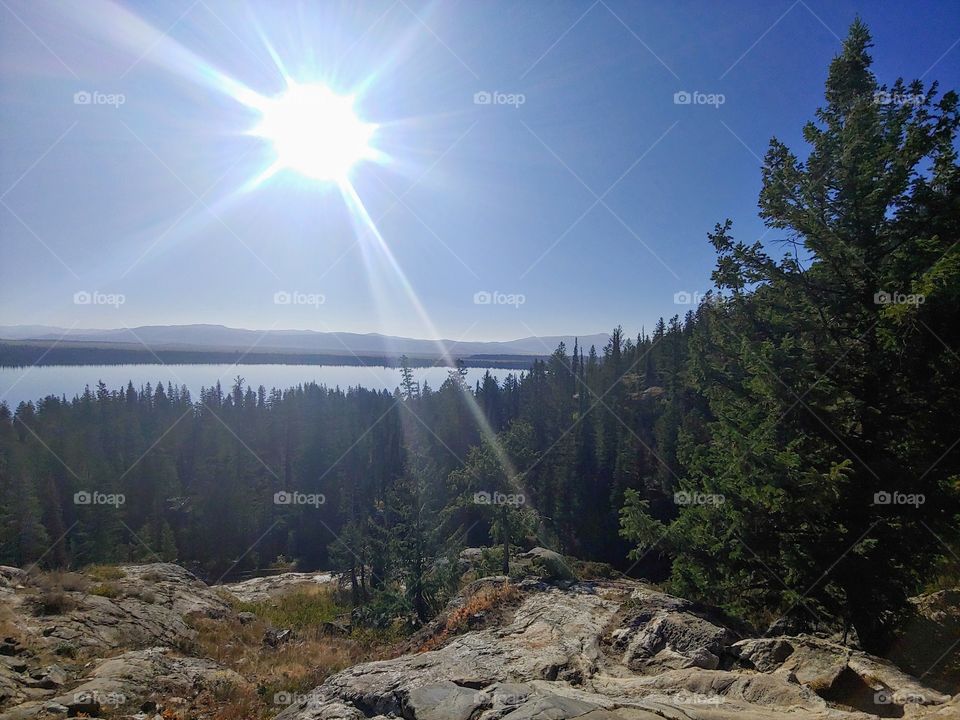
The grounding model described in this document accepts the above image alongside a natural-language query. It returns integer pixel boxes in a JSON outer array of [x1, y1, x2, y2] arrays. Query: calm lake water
[[0, 364, 519, 408]]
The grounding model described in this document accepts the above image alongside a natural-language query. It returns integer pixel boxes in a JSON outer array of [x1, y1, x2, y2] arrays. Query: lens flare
[[253, 82, 376, 182]]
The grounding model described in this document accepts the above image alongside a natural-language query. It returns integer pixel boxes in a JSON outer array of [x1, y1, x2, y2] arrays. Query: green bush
[[350, 589, 415, 632]]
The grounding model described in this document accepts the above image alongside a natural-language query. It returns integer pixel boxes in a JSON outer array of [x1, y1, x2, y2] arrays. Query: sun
[[253, 83, 376, 182]]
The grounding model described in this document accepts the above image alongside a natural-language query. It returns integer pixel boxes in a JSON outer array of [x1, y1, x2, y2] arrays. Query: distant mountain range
[[0, 325, 610, 361]]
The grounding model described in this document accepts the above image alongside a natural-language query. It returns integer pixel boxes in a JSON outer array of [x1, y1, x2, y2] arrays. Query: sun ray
[[251, 82, 377, 182], [338, 182, 522, 487]]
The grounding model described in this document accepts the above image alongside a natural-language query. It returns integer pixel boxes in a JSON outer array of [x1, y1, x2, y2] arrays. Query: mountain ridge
[[0, 324, 611, 358]]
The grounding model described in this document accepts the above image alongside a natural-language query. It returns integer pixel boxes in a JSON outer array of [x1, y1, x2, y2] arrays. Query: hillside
[[0, 557, 956, 719], [0, 325, 610, 366]]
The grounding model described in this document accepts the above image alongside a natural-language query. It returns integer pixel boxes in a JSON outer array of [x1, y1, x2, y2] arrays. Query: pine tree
[[622, 20, 960, 651]]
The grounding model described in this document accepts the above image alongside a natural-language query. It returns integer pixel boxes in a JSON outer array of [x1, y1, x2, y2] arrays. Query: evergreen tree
[[622, 20, 960, 651]]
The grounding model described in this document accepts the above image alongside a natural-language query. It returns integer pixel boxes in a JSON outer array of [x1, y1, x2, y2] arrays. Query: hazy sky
[[2, 0, 958, 341]]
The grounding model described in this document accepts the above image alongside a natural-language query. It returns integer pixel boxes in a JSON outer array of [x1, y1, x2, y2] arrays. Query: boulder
[[518, 547, 577, 582], [1, 562, 954, 720], [24, 664, 66, 689], [732, 635, 952, 714], [732, 638, 795, 672], [404, 681, 483, 720], [610, 587, 737, 674], [0, 567, 26, 589], [37, 647, 246, 718], [886, 588, 960, 692]]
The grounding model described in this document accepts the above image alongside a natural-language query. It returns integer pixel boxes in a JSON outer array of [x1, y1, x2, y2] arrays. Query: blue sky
[[1, 0, 958, 342]]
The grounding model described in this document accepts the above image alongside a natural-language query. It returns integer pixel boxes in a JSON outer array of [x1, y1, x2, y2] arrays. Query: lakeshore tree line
[[1, 22, 958, 653]]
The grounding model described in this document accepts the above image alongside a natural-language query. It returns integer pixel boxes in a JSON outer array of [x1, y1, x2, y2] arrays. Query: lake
[[0, 364, 519, 408]]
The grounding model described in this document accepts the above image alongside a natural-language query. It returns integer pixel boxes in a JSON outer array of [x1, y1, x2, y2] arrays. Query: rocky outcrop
[[0, 563, 232, 717], [220, 571, 336, 603], [733, 636, 951, 710], [276, 579, 957, 720], [459, 546, 581, 582], [2, 648, 246, 719], [886, 588, 960, 692], [516, 548, 577, 582], [607, 587, 739, 673], [1, 562, 956, 720], [10, 563, 229, 659], [0, 567, 27, 591]]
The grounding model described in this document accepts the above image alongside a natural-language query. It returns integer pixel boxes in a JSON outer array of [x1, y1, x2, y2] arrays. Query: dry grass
[[237, 585, 343, 631], [85, 565, 126, 582], [208, 690, 271, 720], [158, 684, 270, 720], [419, 582, 520, 652], [29, 569, 90, 593], [30, 588, 77, 615], [192, 616, 383, 700], [188, 587, 396, 708], [0, 603, 23, 645], [3, 598, 84, 671]]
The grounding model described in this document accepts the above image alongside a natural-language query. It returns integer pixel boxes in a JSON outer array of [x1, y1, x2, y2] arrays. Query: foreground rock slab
[[2, 647, 246, 720], [276, 579, 957, 720], [0, 563, 233, 714]]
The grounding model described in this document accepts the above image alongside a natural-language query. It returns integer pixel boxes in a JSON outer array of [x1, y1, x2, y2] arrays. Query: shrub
[[32, 590, 76, 616], [446, 583, 519, 633], [419, 582, 519, 652], [350, 589, 414, 632], [90, 582, 122, 599], [54, 642, 77, 657], [570, 559, 619, 580], [31, 570, 89, 593], [270, 554, 297, 572], [60, 572, 92, 592], [86, 565, 126, 581]]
